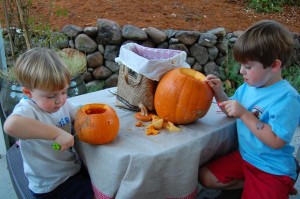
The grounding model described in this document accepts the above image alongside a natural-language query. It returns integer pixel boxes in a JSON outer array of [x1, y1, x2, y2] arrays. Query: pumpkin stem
[[138, 103, 148, 116]]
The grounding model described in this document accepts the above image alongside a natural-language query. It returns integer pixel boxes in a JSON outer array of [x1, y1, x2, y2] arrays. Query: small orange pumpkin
[[74, 104, 120, 144], [154, 68, 213, 124]]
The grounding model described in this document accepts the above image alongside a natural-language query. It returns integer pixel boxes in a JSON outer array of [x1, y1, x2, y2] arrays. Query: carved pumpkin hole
[[180, 68, 205, 80], [85, 108, 106, 115]]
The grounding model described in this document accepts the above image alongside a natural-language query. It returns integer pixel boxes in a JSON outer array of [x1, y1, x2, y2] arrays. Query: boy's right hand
[[53, 130, 74, 151]]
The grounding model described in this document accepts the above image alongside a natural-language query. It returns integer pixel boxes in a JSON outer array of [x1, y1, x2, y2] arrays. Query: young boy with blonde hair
[[4, 47, 95, 199]]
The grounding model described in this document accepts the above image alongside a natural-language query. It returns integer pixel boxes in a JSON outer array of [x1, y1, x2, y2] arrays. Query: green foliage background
[[224, 52, 300, 96], [246, 0, 300, 13]]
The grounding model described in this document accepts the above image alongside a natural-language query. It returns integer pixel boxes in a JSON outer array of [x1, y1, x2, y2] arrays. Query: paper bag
[[115, 43, 190, 111]]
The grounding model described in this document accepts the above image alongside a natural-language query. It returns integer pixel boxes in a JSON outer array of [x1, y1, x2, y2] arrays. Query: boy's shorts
[[30, 166, 94, 199], [206, 151, 296, 199]]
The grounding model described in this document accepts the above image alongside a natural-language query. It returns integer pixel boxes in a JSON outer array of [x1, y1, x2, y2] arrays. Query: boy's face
[[23, 85, 69, 113], [239, 60, 279, 88]]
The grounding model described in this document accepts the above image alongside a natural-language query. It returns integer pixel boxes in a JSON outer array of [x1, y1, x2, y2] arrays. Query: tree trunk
[[2, 0, 16, 59], [15, 0, 31, 50]]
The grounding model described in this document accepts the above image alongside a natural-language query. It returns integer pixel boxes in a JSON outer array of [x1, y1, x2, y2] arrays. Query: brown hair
[[233, 20, 294, 68], [14, 47, 71, 91]]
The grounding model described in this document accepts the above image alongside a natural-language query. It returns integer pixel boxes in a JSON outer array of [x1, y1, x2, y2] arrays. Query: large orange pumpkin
[[154, 68, 213, 124], [74, 104, 120, 144]]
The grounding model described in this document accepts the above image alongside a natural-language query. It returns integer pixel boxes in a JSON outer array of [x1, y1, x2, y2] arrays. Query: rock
[[192, 61, 203, 72], [169, 43, 189, 55], [144, 27, 167, 44], [104, 45, 120, 61], [82, 71, 93, 82], [216, 37, 229, 54], [203, 61, 221, 77], [75, 34, 97, 53], [62, 24, 83, 38], [87, 51, 104, 68], [96, 19, 123, 45], [83, 26, 98, 37], [122, 25, 148, 40], [186, 57, 196, 66], [105, 60, 120, 73], [175, 31, 200, 46], [190, 43, 209, 65], [207, 46, 219, 60], [92, 66, 112, 79], [105, 73, 119, 88], [207, 27, 226, 38], [198, 33, 217, 47]]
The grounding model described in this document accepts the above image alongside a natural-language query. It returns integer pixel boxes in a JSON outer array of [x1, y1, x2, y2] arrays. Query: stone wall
[[3, 18, 300, 92], [51, 19, 233, 91]]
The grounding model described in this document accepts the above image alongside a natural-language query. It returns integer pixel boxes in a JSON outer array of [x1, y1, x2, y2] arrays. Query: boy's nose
[[55, 99, 61, 104], [55, 95, 64, 104], [239, 66, 245, 75]]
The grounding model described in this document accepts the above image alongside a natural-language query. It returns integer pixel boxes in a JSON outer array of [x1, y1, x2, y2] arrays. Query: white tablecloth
[[68, 88, 237, 199]]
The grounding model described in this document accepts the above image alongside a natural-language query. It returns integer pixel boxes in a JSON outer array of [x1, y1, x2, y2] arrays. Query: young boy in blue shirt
[[199, 20, 300, 199]]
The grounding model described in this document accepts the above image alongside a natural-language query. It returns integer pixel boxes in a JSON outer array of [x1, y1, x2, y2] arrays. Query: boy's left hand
[[219, 100, 247, 118]]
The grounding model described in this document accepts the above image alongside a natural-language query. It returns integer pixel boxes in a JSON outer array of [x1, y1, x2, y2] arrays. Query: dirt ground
[[1, 0, 300, 33]]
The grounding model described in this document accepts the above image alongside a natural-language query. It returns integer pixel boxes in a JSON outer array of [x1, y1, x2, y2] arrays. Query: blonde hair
[[14, 47, 71, 91], [233, 20, 294, 68]]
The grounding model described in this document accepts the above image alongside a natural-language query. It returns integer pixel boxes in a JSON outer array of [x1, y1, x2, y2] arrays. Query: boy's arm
[[4, 114, 74, 150], [240, 111, 285, 149], [205, 74, 229, 113], [221, 100, 286, 149]]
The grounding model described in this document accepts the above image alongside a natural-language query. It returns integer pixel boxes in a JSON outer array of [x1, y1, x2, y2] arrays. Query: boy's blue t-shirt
[[231, 80, 300, 180]]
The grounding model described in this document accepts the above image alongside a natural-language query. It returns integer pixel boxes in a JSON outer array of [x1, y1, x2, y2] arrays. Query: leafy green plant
[[223, 49, 244, 96], [247, 0, 284, 13], [245, 0, 300, 13], [284, 0, 300, 6], [27, 15, 53, 48], [282, 64, 300, 92]]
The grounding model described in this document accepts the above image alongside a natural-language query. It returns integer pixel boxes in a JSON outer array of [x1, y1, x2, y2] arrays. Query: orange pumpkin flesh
[[134, 103, 153, 122], [154, 68, 213, 125], [134, 112, 152, 122], [74, 104, 120, 144]]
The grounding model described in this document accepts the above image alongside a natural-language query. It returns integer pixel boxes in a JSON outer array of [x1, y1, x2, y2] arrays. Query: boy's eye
[[242, 65, 251, 70], [46, 95, 55, 99]]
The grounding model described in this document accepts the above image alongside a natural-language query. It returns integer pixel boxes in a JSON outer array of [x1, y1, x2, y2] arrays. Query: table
[[68, 87, 237, 199]]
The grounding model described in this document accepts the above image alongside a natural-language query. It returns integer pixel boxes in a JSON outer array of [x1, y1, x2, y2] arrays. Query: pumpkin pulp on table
[[134, 103, 152, 122]]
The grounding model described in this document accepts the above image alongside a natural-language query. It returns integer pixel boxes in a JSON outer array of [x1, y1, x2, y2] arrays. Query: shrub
[[283, 64, 300, 92], [247, 0, 284, 13], [246, 0, 299, 13]]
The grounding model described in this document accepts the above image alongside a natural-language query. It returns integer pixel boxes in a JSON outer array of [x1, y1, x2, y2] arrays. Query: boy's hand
[[53, 130, 74, 151], [205, 74, 223, 93], [219, 100, 247, 118]]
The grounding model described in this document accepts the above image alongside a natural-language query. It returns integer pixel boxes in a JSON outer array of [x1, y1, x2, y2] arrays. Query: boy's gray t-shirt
[[11, 98, 81, 193]]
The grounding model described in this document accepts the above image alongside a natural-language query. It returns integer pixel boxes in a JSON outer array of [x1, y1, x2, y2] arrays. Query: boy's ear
[[22, 87, 32, 98], [271, 59, 282, 72]]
